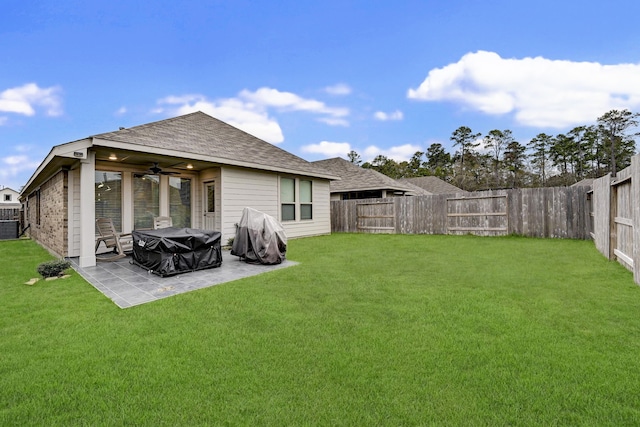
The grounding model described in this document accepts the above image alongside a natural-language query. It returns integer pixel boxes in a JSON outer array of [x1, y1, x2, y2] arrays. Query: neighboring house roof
[[395, 180, 432, 196], [571, 178, 594, 188], [22, 112, 338, 196], [311, 157, 417, 194], [397, 176, 463, 195]]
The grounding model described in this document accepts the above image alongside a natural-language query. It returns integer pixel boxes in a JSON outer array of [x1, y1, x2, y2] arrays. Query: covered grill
[[231, 207, 287, 265]]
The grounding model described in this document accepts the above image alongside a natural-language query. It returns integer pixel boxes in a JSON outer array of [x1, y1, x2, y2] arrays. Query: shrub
[[37, 259, 71, 278]]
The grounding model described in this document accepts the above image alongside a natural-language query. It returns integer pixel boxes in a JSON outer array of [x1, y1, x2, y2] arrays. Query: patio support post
[[78, 151, 96, 268], [159, 174, 169, 217]]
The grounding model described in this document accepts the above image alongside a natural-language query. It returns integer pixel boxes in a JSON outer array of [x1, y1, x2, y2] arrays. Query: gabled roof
[[22, 112, 338, 195], [92, 111, 334, 179], [397, 176, 463, 195], [311, 157, 418, 194]]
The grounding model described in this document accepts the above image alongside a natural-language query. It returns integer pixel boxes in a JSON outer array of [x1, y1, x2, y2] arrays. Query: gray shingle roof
[[397, 176, 463, 195], [92, 111, 334, 178], [571, 178, 594, 188], [312, 157, 416, 193]]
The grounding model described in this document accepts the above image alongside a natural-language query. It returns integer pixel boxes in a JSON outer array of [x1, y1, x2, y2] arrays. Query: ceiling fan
[[137, 162, 180, 176]]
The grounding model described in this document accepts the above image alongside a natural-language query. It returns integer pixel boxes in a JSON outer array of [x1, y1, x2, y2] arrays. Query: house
[[20, 111, 338, 267], [312, 157, 427, 200], [0, 186, 21, 222], [0, 187, 21, 208], [571, 178, 594, 188], [396, 176, 463, 195]]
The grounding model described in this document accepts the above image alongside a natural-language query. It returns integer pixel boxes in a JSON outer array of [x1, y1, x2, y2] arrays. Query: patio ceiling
[[93, 147, 219, 174]]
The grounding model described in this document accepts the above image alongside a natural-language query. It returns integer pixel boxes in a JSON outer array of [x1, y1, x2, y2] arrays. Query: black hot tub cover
[[231, 207, 287, 264]]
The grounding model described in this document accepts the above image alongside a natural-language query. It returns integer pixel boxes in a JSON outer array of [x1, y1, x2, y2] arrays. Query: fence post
[[632, 156, 640, 284], [592, 174, 611, 258]]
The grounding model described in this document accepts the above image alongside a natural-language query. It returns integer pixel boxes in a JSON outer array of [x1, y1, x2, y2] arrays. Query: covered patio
[[68, 250, 297, 308]]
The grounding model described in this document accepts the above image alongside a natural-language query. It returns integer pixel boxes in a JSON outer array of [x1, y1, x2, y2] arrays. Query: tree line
[[348, 109, 640, 191]]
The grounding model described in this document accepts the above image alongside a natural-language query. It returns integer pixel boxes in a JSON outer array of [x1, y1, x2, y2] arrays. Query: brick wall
[[26, 170, 68, 257]]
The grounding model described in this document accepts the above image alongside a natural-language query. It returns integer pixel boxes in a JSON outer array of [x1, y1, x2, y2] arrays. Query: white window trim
[[279, 176, 313, 222]]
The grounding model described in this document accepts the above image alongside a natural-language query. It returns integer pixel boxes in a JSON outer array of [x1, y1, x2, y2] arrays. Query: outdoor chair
[[95, 218, 133, 261], [153, 216, 173, 229]]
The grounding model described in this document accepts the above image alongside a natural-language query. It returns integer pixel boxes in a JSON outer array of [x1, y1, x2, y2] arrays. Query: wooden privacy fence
[[447, 194, 508, 235], [592, 155, 640, 285], [331, 186, 591, 239], [356, 201, 395, 233]]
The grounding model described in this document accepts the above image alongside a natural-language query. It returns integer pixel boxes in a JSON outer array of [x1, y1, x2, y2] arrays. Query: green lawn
[[1, 234, 640, 425]]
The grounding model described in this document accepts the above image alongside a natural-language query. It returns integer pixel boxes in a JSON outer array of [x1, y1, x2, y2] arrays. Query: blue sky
[[2, 0, 640, 191]]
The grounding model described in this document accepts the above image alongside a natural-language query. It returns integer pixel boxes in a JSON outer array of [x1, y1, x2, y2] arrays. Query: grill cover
[[132, 227, 222, 276], [231, 207, 287, 265]]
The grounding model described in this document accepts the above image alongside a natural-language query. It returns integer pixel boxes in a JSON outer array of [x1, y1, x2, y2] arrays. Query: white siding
[[220, 167, 278, 242], [217, 167, 332, 242]]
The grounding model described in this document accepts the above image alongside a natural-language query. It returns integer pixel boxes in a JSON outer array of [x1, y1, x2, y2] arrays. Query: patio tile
[[98, 277, 130, 288], [68, 250, 297, 308]]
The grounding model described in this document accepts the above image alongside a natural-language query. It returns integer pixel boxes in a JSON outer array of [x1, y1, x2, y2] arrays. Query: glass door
[[203, 181, 216, 230]]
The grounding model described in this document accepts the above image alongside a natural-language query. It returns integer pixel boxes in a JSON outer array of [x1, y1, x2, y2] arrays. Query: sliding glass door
[[95, 171, 122, 231], [169, 177, 191, 228], [133, 174, 159, 229]]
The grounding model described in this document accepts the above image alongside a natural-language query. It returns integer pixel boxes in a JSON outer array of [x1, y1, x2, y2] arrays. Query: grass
[[1, 234, 640, 425]]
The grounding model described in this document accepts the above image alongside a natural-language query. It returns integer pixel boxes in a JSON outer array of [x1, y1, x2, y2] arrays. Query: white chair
[[95, 218, 133, 261]]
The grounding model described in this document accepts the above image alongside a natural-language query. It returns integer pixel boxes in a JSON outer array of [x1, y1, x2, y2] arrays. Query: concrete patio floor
[[68, 250, 297, 308]]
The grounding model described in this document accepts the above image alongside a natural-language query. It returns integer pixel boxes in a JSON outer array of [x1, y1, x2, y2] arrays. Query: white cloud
[[0, 117, 7, 126], [363, 144, 423, 162], [115, 106, 127, 115], [301, 141, 352, 157], [0, 154, 41, 188], [408, 51, 640, 128], [324, 83, 352, 96], [239, 87, 349, 119], [317, 117, 349, 127], [374, 110, 404, 121], [156, 87, 350, 143], [0, 83, 63, 117]]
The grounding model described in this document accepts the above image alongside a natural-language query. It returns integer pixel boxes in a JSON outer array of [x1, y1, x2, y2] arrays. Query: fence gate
[[356, 201, 395, 234], [446, 195, 508, 236], [611, 174, 634, 270]]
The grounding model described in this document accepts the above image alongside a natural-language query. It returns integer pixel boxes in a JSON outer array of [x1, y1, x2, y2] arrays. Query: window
[[343, 190, 382, 200], [280, 177, 313, 222], [300, 180, 312, 220], [4, 194, 11, 202], [133, 174, 159, 229], [35, 189, 41, 226], [95, 171, 122, 231], [280, 177, 296, 221], [169, 177, 191, 228], [206, 183, 215, 213]]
